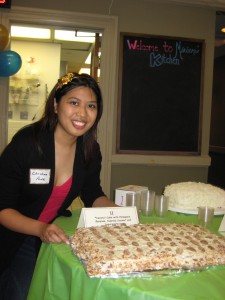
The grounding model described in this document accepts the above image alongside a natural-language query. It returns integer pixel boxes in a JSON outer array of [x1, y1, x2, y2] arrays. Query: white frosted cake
[[164, 182, 225, 210], [70, 223, 225, 277]]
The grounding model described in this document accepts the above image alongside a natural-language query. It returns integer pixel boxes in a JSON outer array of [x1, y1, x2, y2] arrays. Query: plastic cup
[[155, 195, 169, 217], [140, 190, 155, 216], [198, 206, 214, 227], [126, 192, 141, 212]]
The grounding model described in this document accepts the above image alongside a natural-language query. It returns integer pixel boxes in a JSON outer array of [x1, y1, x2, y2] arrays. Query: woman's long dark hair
[[36, 72, 103, 163]]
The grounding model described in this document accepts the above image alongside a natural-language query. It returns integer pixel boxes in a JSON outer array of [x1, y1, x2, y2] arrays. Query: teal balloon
[[0, 50, 22, 77]]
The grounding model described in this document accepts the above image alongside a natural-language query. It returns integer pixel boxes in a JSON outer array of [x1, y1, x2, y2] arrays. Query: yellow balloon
[[0, 24, 10, 51]]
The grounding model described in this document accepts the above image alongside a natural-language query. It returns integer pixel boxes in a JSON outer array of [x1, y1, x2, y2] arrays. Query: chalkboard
[[117, 33, 204, 155]]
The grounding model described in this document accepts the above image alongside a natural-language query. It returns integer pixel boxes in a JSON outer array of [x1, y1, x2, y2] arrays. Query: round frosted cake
[[164, 182, 225, 210]]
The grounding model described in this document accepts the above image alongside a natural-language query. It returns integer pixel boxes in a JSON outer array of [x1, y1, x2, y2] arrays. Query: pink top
[[38, 176, 72, 223]]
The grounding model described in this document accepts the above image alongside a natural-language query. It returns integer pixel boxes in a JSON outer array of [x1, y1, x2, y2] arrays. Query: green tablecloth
[[27, 210, 225, 300]]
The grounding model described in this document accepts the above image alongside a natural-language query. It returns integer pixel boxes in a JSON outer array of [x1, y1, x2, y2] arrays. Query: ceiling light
[[55, 30, 95, 43], [11, 26, 51, 39]]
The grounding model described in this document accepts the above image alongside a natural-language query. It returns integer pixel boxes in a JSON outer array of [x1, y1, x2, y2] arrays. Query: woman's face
[[54, 86, 98, 139]]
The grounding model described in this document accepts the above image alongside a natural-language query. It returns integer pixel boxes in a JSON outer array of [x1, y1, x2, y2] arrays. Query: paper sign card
[[77, 206, 139, 228]]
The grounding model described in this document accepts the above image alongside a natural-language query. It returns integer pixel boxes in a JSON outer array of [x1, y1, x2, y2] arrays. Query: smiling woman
[[0, 72, 115, 300]]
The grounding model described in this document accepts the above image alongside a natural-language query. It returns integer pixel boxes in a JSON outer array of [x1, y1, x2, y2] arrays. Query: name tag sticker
[[30, 169, 51, 184], [77, 206, 139, 228]]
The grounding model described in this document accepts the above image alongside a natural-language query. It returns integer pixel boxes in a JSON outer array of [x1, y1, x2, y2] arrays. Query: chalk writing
[[127, 39, 159, 52], [126, 38, 201, 67]]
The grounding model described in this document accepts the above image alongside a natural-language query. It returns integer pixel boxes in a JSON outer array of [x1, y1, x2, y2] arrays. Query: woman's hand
[[0, 208, 70, 245], [38, 223, 70, 244]]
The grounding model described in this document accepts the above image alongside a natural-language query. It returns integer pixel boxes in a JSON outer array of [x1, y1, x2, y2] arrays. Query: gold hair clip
[[56, 73, 76, 90]]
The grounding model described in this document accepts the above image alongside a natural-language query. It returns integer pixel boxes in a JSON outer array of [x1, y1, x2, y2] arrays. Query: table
[[27, 210, 225, 300]]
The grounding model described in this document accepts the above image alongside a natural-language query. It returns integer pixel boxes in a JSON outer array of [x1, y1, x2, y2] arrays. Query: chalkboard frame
[[116, 32, 205, 155]]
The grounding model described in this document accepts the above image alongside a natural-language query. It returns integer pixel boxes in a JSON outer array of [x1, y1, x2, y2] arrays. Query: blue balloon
[[0, 50, 22, 77]]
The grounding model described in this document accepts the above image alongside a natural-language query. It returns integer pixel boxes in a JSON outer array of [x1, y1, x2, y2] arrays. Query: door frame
[[0, 6, 118, 196]]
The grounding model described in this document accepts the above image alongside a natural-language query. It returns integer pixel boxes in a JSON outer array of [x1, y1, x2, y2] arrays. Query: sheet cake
[[70, 223, 225, 277]]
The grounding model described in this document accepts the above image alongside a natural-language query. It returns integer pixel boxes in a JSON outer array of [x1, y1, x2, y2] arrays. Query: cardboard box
[[115, 185, 148, 206]]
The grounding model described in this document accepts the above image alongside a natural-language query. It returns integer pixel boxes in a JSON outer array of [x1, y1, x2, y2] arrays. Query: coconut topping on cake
[[164, 182, 225, 210]]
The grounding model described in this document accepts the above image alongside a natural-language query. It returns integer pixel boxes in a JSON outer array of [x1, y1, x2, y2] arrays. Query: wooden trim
[[209, 146, 225, 154]]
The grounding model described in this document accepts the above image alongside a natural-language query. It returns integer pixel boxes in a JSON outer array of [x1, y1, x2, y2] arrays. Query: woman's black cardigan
[[0, 124, 105, 273]]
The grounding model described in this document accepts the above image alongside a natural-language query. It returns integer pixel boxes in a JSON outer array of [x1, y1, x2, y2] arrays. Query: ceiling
[[144, 0, 225, 9], [60, 39, 94, 73]]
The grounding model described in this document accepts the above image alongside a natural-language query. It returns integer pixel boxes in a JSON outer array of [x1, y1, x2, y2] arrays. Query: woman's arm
[[0, 208, 70, 244], [92, 196, 117, 207]]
